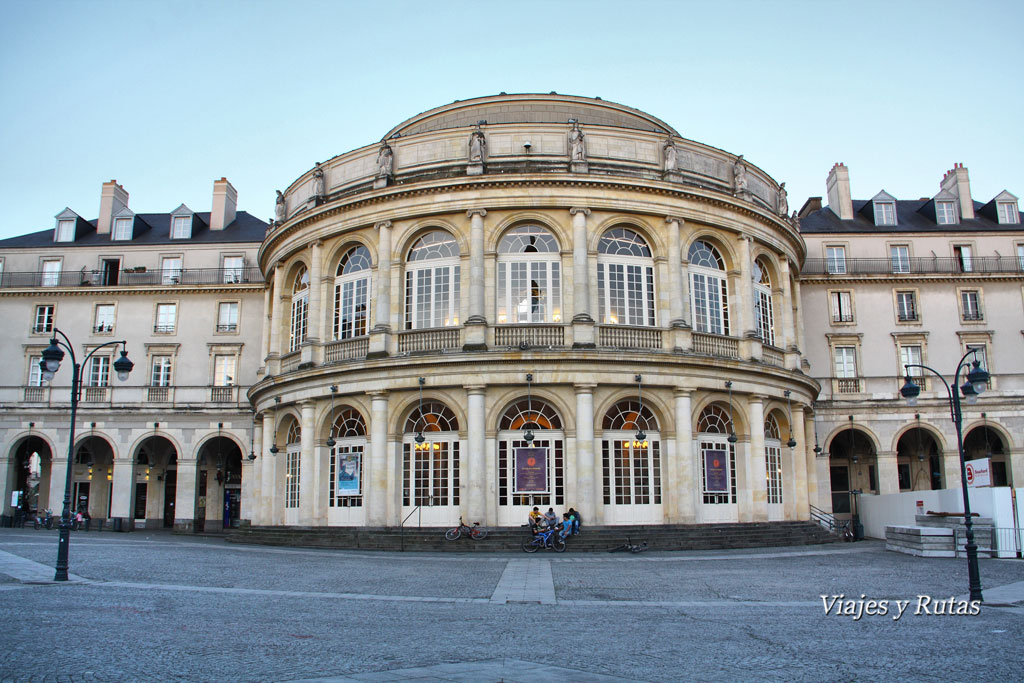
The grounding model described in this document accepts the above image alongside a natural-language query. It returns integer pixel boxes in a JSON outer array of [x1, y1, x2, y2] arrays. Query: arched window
[[764, 413, 783, 507], [329, 407, 366, 508], [753, 259, 775, 346], [601, 400, 661, 510], [402, 401, 460, 510], [689, 240, 729, 335], [283, 417, 301, 509], [289, 266, 309, 352], [334, 246, 371, 340], [698, 405, 736, 505], [597, 228, 656, 327], [497, 399, 564, 511], [404, 231, 460, 329], [497, 226, 562, 324]]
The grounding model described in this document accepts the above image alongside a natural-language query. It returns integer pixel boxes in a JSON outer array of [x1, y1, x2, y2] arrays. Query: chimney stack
[[210, 177, 237, 231], [940, 163, 974, 220], [97, 180, 129, 234], [826, 163, 854, 220]]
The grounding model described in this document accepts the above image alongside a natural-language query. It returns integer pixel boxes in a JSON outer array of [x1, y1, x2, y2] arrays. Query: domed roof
[[383, 93, 679, 139]]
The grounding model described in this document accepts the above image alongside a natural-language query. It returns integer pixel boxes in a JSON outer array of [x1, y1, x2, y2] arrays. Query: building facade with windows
[[0, 178, 266, 530], [798, 163, 1023, 518]]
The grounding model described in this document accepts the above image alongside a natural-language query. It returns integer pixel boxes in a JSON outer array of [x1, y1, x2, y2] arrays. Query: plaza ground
[[0, 529, 1021, 682]]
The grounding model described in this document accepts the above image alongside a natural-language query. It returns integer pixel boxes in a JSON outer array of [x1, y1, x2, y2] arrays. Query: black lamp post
[[900, 348, 989, 602], [39, 327, 133, 581]]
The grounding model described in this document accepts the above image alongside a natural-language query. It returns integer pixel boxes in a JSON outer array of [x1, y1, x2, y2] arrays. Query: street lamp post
[[39, 327, 133, 581], [900, 348, 989, 603]]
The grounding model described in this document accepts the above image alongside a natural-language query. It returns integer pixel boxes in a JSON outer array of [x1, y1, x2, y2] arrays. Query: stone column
[[780, 259, 799, 370], [790, 407, 809, 519], [876, 451, 899, 495], [805, 413, 821, 510], [267, 264, 285, 374], [466, 385, 486, 521], [736, 236, 756, 360], [259, 285, 271, 375], [110, 457, 134, 529], [943, 451, 962, 489], [261, 411, 277, 525], [1009, 449, 1023, 493], [241, 420, 261, 526], [574, 384, 596, 522], [464, 210, 487, 350], [748, 397, 768, 521], [570, 208, 595, 348], [793, 278, 807, 362], [368, 221, 392, 359], [299, 400, 317, 525], [367, 391, 389, 525], [0, 457, 10, 525], [304, 241, 323, 366], [666, 217, 684, 325], [174, 458, 198, 531], [674, 389, 695, 523]]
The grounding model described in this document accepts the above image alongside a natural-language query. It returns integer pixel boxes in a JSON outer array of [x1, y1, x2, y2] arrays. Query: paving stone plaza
[[0, 529, 1022, 682]]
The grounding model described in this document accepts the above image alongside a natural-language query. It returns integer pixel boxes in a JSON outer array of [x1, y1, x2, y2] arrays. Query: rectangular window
[[954, 245, 972, 273], [171, 216, 191, 239], [155, 303, 177, 333], [896, 291, 918, 322], [161, 257, 182, 284], [94, 304, 115, 333], [997, 202, 1019, 225], [936, 202, 956, 225], [285, 451, 300, 508], [874, 202, 896, 225], [113, 217, 133, 240], [833, 346, 857, 378], [961, 290, 982, 321], [223, 256, 244, 283], [1018, 244, 1024, 270], [966, 344, 988, 373], [765, 445, 783, 505], [28, 356, 44, 387], [42, 259, 62, 286], [55, 219, 74, 242], [890, 245, 910, 274], [217, 302, 239, 332], [830, 291, 853, 323], [826, 246, 846, 275], [151, 356, 173, 387], [88, 356, 110, 387], [214, 355, 236, 386], [34, 305, 54, 333], [900, 344, 922, 377], [898, 463, 911, 491]]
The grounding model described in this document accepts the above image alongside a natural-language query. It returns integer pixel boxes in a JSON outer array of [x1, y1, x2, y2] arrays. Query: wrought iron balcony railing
[[803, 256, 1024, 276], [0, 266, 262, 289]]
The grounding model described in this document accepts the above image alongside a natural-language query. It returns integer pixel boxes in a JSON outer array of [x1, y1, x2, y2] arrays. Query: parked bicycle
[[33, 509, 55, 530], [522, 527, 565, 553], [444, 517, 488, 541], [608, 538, 648, 554]]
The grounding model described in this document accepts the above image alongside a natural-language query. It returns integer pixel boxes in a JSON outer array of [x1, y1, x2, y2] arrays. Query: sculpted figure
[[790, 210, 801, 230], [777, 182, 789, 216], [274, 190, 286, 223], [568, 120, 586, 161], [312, 163, 325, 199], [663, 139, 678, 172], [469, 126, 486, 163], [733, 155, 748, 195], [376, 142, 394, 177]]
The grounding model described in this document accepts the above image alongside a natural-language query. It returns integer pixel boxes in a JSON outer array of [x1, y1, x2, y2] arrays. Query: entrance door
[[73, 482, 90, 515], [401, 440, 460, 526], [163, 471, 176, 528], [134, 483, 147, 525], [830, 466, 851, 516], [223, 489, 240, 528], [601, 434, 663, 524]]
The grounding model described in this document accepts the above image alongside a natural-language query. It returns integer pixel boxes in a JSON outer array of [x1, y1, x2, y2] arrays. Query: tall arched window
[[289, 266, 309, 352], [497, 399, 564, 512], [329, 407, 366, 508], [497, 226, 562, 323], [404, 231, 460, 330], [698, 405, 736, 505], [601, 400, 661, 509], [283, 417, 301, 509], [334, 246, 371, 340], [764, 413, 783, 508], [689, 240, 729, 335], [753, 259, 775, 346], [402, 401, 460, 510], [597, 228, 656, 327]]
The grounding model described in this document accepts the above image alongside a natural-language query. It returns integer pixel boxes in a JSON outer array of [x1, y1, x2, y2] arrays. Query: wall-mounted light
[[414, 377, 426, 448], [524, 374, 535, 444], [634, 374, 647, 446], [726, 381, 738, 444], [784, 390, 797, 449], [848, 415, 858, 463], [326, 385, 338, 448], [269, 396, 281, 454]]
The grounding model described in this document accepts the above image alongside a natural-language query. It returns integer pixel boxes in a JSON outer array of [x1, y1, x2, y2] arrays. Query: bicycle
[[608, 537, 648, 554], [444, 517, 488, 541], [522, 527, 566, 553]]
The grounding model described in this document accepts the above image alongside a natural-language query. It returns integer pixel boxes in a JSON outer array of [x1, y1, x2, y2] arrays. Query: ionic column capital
[[665, 215, 685, 225], [569, 207, 591, 217], [573, 382, 597, 393], [466, 209, 487, 219], [374, 220, 392, 231], [464, 385, 487, 395]]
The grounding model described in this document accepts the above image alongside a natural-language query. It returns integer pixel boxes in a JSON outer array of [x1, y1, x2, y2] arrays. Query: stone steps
[[222, 521, 838, 552]]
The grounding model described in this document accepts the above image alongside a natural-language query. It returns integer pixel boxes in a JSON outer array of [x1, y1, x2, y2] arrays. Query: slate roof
[[0, 211, 267, 249], [800, 199, 1023, 234]]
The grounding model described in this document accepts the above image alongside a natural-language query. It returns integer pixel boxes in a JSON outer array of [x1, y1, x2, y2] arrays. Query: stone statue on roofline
[[376, 142, 394, 178], [312, 163, 325, 200], [663, 138, 678, 172], [790, 210, 801, 230], [777, 182, 789, 216], [469, 124, 486, 163], [568, 119, 586, 161], [275, 190, 286, 223], [733, 155, 748, 196]]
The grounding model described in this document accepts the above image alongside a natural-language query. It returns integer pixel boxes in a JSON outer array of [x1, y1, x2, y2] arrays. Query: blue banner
[[337, 452, 361, 494], [704, 449, 729, 493], [515, 447, 548, 493]]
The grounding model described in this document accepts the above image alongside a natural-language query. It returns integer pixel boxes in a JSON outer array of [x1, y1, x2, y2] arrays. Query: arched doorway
[[401, 400, 460, 526], [601, 399, 662, 524], [895, 423, 943, 491], [72, 435, 115, 520], [963, 422, 1010, 487], [496, 397, 565, 527], [133, 436, 178, 529], [10, 432, 53, 524], [196, 435, 243, 531], [828, 427, 876, 518]]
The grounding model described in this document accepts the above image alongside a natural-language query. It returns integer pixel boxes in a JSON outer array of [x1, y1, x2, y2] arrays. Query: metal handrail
[[399, 505, 421, 552], [809, 504, 851, 537]]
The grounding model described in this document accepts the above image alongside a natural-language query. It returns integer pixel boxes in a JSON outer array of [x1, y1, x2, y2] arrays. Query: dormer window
[[55, 219, 74, 242], [113, 217, 133, 240], [171, 216, 191, 239], [936, 201, 957, 225], [998, 201, 1019, 225], [874, 202, 896, 225]]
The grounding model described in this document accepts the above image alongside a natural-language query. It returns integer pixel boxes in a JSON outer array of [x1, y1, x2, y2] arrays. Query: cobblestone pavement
[[0, 528, 1021, 682]]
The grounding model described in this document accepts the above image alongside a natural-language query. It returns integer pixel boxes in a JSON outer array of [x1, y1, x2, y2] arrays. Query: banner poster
[[337, 451, 361, 494], [704, 449, 729, 493], [515, 447, 548, 493]]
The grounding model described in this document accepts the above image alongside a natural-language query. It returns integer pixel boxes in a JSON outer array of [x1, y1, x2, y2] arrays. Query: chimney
[[939, 163, 974, 220], [210, 177, 237, 231], [97, 180, 129, 234], [825, 163, 854, 220]]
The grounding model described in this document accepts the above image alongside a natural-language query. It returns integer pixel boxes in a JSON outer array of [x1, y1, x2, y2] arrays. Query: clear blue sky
[[1, 0, 1022, 239]]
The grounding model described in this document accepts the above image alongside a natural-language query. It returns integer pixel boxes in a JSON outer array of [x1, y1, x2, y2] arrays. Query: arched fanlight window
[[289, 266, 310, 352], [497, 225, 561, 324], [402, 400, 460, 509], [597, 228, 656, 327], [753, 258, 775, 346], [498, 398, 564, 509], [601, 400, 661, 508], [404, 231, 460, 329], [285, 418, 301, 446], [698, 404, 736, 505], [689, 240, 729, 336], [329, 407, 366, 508], [764, 413, 781, 441], [334, 245, 372, 340], [764, 413, 783, 507]]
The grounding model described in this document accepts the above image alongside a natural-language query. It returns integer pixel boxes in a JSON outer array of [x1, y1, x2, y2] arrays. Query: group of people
[[528, 506, 581, 541]]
